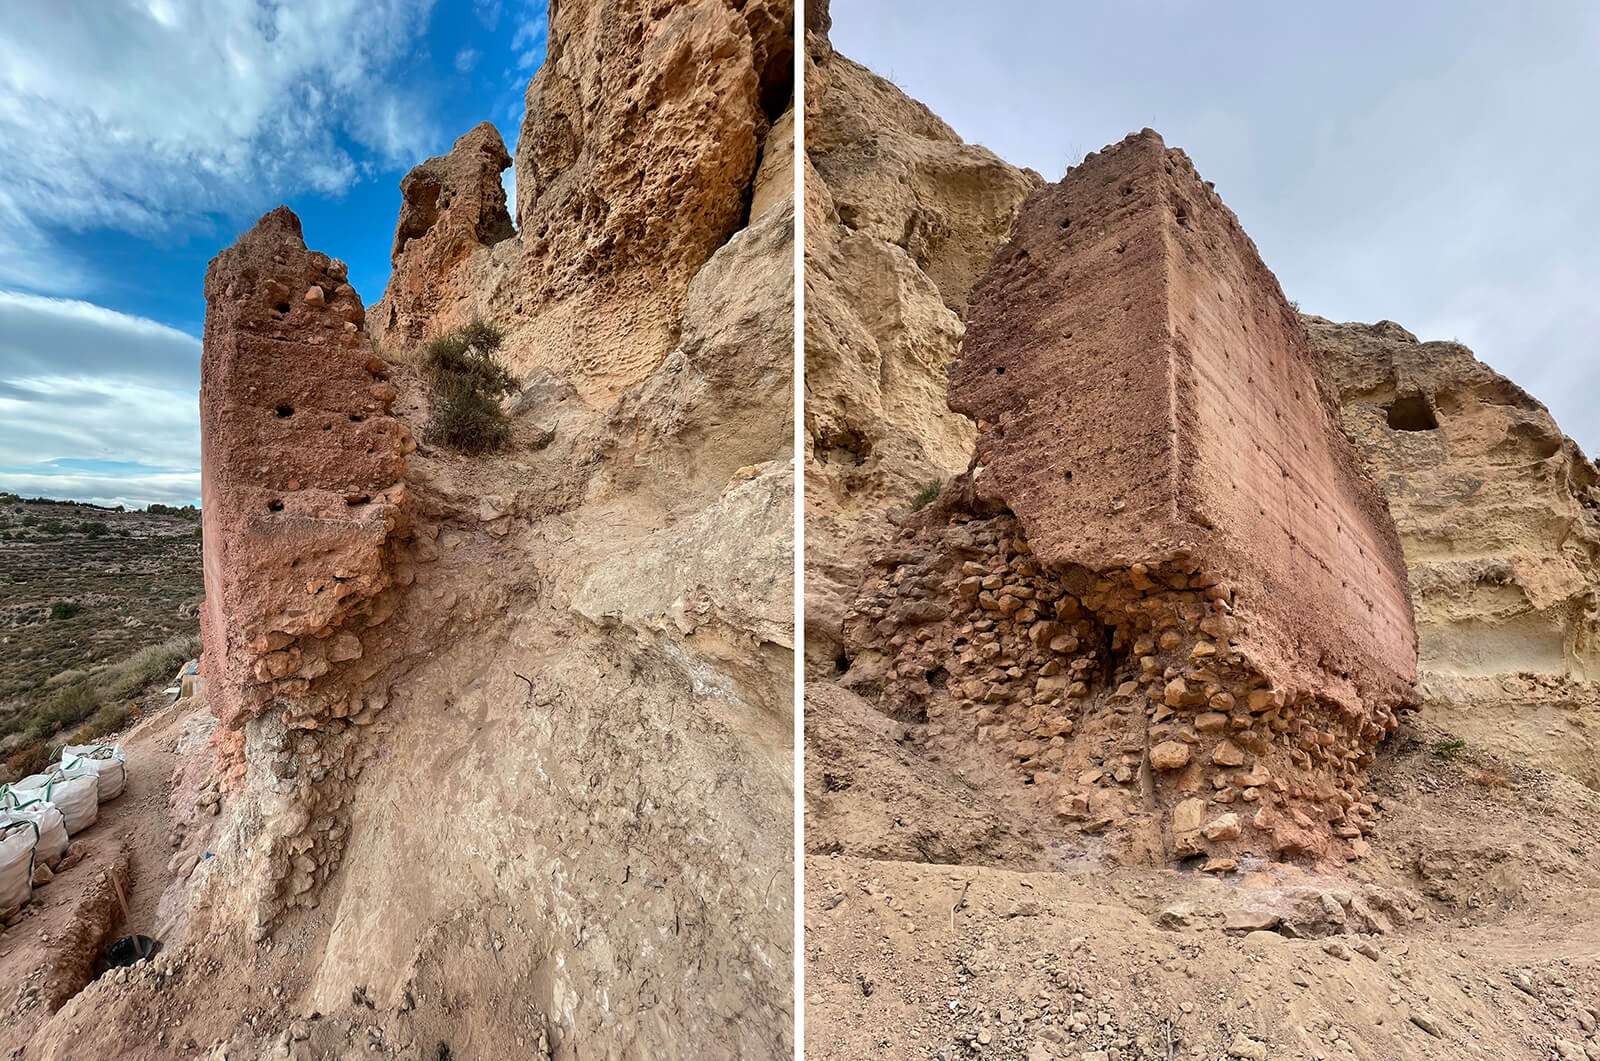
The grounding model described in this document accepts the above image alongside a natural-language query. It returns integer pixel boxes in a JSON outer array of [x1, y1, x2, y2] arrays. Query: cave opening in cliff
[[1386, 394, 1438, 431]]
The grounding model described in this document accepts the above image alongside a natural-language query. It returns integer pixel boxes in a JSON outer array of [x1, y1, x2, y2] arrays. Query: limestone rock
[[372, 122, 514, 346], [510, 0, 791, 397], [1150, 740, 1190, 771], [1311, 316, 1600, 783], [803, 28, 1037, 674]]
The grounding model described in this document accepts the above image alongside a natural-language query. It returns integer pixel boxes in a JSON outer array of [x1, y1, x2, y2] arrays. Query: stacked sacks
[[0, 818, 35, 918], [0, 786, 69, 865], [10, 762, 98, 834], [62, 744, 127, 801]]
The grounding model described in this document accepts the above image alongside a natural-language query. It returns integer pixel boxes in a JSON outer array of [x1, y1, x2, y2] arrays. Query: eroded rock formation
[[1311, 317, 1600, 781], [802, 16, 1039, 674], [374, 0, 794, 406], [199, 206, 429, 936], [373, 122, 515, 345], [842, 132, 1416, 869]]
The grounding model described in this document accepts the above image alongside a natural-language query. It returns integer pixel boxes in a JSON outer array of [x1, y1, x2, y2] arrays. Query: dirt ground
[[0, 679, 212, 1057], [805, 681, 1600, 1061]]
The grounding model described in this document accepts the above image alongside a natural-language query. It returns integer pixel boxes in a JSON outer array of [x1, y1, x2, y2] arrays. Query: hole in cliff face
[[1063, 470, 1073, 482], [350, 414, 365, 423], [274, 302, 291, 315], [1386, 394, 1438, 431], [1060, 217, 1071, 229], [1175, 204, 1190, 228], [275, 405, 294, 418], [268, 499, 284, 512], [995, 367, 1007, 375], [818, 426, 869, 467]]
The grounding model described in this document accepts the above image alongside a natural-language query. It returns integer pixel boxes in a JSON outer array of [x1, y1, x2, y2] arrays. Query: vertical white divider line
[[791, 3, 807, 1057]]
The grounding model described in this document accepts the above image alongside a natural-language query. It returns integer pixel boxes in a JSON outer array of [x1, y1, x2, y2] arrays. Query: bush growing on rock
[[911, 479, 942, 511], [426, 386, 514, 455], [420, 318, 516, 455]]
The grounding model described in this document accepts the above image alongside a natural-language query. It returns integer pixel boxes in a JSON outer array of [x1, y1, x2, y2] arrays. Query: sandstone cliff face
[[803, 18, 1038, 675], [372, 122, 515, 346], [374, 0, 793, 408], [1311, 317, 1600, 782], [22, 3, 795, 1058]]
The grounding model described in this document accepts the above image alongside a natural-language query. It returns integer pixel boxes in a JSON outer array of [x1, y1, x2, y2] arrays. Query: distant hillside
[[0, 494, 203, 778]]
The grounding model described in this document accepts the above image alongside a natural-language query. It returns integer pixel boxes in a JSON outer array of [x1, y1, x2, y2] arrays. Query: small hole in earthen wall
[[274, 302, 291, 315], [275, 405, 294, 418], [1386, 394, 1438, 431], [268, 499, 284, 512]]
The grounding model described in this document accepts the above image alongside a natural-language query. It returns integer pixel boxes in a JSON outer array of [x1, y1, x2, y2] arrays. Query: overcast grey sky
[[832, 0, 1600, 457]]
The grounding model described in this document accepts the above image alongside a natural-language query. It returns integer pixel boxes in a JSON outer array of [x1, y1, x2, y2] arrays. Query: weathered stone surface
[[803, 25, 1038, 675], [1312, 316, 1600, 782], [510, 0, 791, 396], [371, 122, 514, 347], [605, 192, 795, 501], [200, 207, 411, 737], [953, 130, 1416, 719]]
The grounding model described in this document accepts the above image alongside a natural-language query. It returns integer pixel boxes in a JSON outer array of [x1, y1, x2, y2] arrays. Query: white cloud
[[0, 0, 439, 295], [512, 8, 549, 70], [455, 47, 481, 73], [474, 0, 504, 31], [0, 292, 200, 506]]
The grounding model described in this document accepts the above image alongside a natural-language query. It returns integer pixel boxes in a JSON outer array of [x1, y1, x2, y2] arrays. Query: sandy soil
[[805, 681, 1600, 1061]]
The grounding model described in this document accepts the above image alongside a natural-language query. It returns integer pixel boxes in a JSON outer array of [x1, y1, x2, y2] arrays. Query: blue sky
[[0, 0, 549, 508], [834, 0, 1600, 459]]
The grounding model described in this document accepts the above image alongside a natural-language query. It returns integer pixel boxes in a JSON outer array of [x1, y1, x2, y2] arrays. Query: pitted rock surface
[[802, 20, 1039, 675], [372, 121, 515, 346], [1312, 316, 1600, 782], [201, 207, 414, 739]]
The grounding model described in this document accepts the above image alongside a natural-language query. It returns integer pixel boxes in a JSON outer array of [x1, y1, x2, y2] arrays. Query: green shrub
[[419, 320, 516, 455], [457, 316, 505, 354], [422, 334, 515, 399], [78, 520, 108, 537], [1431, 737, 1467, 761], [910, 479, 942, 511], [50, 601, 81, 621], [425, 386, 514, 454]]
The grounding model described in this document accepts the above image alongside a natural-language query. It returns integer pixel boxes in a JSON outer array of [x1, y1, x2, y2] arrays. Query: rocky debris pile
[[839, 132, 1418, 869], [845, 506, 1392, 868], [1310, 316, 1600, 782], [801, 12, 1040, 675]]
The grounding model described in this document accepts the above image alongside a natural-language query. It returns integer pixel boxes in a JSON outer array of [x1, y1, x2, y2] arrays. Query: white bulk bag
[[41, 766, 98, 834], [0, 790, 68, 864], [61, 745, 127, 802], [0, 819, 35, 913], [8, 774, 51, 805]]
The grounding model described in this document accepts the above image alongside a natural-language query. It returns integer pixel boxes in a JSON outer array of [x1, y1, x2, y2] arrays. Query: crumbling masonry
[[200, 207, 424, 935], [843, 131, 1418, 869]]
